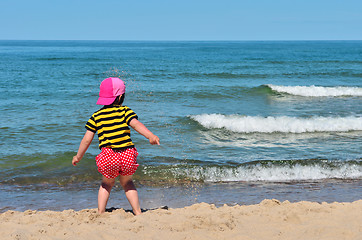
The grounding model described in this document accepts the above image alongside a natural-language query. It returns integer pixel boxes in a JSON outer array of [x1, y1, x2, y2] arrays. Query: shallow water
[[1, 180, 361, 212]]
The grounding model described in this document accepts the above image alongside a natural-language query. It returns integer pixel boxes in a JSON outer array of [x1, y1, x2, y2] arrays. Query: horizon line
[[1, 39, 362, 42], [0, 39, 362, 42]]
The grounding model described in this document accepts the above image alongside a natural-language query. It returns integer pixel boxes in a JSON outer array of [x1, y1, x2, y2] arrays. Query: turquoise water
[[0, 41, 361, 211]]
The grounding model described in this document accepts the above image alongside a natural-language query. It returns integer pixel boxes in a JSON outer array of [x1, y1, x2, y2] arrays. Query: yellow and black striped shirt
[[85, 105, 138, 150]]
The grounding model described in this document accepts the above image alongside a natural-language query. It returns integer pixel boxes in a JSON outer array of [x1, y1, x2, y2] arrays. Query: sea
[[0, 40, 361, 212]]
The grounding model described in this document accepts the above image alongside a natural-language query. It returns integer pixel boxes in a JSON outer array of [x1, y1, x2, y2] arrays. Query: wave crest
[[266, 84, 362, 97], [190, 114, 362, 133], [141, 160, 362, 183]]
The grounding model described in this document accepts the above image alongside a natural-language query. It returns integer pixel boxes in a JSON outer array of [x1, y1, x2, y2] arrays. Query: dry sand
[[1, 199, 361, 240]]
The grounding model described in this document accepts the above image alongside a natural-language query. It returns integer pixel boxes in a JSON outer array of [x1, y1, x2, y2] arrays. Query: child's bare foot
[[133, 209, 142, 216]]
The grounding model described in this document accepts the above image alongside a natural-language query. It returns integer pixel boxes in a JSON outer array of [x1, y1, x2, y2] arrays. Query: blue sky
[[1, 0, 361, 40]]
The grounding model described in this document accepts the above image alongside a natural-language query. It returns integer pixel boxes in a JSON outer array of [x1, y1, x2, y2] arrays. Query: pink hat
[[96, 77, 126, 105]]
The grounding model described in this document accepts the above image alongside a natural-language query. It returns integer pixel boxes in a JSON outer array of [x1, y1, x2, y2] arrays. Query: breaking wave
[[140, 160, 362, 183], [266, 84, 362, 97], [190, 114, 362, 133], [1, 152, 360, 185]]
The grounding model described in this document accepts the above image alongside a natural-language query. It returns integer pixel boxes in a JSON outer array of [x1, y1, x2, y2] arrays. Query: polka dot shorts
[[95, 147, 139, 179]]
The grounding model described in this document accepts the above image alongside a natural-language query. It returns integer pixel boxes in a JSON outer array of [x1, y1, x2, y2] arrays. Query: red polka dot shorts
[[95, 147, 139, 179]]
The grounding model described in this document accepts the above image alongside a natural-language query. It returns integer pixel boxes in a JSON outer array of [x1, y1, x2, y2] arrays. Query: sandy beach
[[1, 199, 361, 240]]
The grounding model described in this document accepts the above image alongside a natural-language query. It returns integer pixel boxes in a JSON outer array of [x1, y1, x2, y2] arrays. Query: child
[[72, 77, 160, 215]]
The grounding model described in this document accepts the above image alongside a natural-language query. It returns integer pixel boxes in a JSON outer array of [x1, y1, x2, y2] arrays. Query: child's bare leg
[[119, 175, 141, 215], [98, 177, 115, 213]]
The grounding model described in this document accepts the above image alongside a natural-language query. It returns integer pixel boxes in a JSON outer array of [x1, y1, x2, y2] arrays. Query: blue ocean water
[[0, 41, 361, 211]]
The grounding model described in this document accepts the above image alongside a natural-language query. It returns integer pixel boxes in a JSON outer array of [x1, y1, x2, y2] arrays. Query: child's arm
[[129, 118, 160, 145], [72, 130, 95, 166]]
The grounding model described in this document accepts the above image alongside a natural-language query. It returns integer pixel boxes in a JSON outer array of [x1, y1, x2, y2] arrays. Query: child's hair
[[111, 94, 125, 105]]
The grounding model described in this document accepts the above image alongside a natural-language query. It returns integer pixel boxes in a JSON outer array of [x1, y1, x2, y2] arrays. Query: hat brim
[[96, 96, 117, 105]]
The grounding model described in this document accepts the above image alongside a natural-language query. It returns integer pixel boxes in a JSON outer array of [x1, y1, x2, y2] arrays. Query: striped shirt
[[85, 105, 138, 150]]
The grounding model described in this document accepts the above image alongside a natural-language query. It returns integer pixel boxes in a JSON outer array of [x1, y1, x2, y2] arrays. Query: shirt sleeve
[[85, 115, 97, 133], [124, 106, 138, 125]]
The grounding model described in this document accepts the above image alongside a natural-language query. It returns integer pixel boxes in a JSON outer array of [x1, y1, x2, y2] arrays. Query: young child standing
[[72, 77, 159, 215]]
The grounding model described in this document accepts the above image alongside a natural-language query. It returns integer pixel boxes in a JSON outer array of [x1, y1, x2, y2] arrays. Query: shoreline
[[1, 199, 361, 240], [2, 180, 362, 213]]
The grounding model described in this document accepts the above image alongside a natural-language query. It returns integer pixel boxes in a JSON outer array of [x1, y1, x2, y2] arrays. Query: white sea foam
[[191, 114, 362, 133], [178, 162, 362, 182], [267, 84, 362, 97]]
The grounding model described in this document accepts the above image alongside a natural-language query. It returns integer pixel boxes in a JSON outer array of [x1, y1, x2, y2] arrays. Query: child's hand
[[72, 155, 81, 166], [149, 135, 160, 145], [129, 119, 160, 145]]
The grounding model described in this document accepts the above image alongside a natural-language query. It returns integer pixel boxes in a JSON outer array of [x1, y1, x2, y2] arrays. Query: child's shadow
[[106, 206, 168, 215]]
